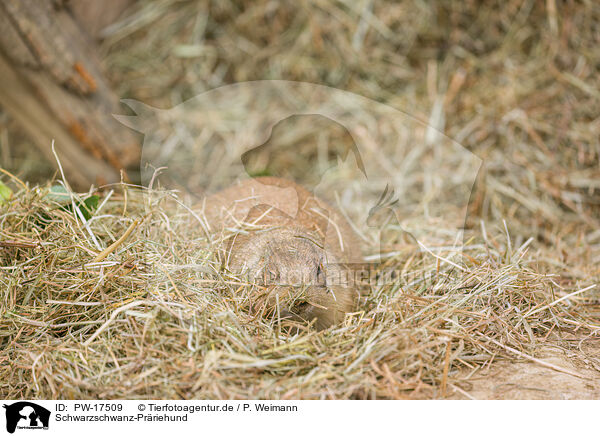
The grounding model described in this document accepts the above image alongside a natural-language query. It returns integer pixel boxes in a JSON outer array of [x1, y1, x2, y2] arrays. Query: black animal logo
[[3, 402, 50, 434]]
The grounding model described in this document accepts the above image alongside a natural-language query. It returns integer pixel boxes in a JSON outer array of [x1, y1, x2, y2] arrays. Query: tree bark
[[0, 0, 140, 188]]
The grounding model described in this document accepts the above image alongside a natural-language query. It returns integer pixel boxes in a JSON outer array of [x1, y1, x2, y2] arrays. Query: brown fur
[[198, 177, 362, 329]]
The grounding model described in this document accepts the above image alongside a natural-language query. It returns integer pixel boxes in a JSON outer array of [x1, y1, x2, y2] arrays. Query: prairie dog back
[[198, 176, 362, 329]]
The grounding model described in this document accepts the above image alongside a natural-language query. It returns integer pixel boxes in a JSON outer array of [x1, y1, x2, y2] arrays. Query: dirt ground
[[450, 345, 600, 400]]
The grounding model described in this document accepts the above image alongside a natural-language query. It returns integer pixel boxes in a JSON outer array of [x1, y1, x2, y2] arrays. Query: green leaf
[[45, 185, 71, 205], [60, 196, 99, 220], [77, 195, 99, 220], [83, 195, 99, 210], [0, 180, 12, 204], [44, 185, 99, 220]]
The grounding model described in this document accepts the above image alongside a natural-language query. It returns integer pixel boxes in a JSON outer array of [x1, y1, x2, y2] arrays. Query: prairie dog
[[199, 177, 362, 329]]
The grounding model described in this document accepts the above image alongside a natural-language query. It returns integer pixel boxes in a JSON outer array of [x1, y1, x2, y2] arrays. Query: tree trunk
[[0, 0, 140, 188]]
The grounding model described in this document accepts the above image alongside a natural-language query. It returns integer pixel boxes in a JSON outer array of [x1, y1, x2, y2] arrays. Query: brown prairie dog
[[198, 176, 362, 330]]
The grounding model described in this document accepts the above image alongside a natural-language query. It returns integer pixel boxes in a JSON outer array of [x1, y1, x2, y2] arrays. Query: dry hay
[[1, 0, 600, 399], [0, 175, 597, 399]]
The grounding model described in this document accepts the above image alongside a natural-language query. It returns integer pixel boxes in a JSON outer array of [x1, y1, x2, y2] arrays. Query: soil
[[450, 346, 600, 400]]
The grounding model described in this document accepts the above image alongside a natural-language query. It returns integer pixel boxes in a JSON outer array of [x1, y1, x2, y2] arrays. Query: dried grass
[[0, 175, 597, 399], [1, 0, 600, 399]]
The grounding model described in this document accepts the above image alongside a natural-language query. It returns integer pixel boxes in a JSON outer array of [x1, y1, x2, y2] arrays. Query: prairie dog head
[[227, 227, 356, 330]]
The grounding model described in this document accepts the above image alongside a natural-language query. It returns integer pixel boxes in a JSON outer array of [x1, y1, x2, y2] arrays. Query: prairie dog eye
[[292, 301, 310, 314], [316, 262, 326, 284]]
